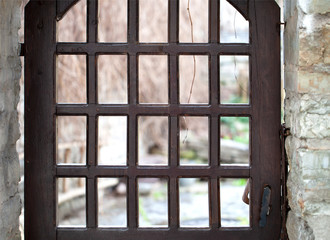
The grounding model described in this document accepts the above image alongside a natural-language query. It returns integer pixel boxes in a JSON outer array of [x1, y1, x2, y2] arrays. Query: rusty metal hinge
[[280, 124, 290, 240]]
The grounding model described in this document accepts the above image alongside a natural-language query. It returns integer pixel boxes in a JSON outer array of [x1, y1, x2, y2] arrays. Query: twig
[[183, 0, 197, 144], [186, 0, 197, 104]]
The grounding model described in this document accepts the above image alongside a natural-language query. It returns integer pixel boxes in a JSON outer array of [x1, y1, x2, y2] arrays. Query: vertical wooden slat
[[210, 178, 220, 228], [87, 55, 97, 104], [249, 0, 261, 231], [209, 0, 220, 229], [169, 55, 179, 104], [87, 178, 97, 227], [127, 0, 139, 229], [127, 61, 138, 228], [168, 0, 179, 43], [210, 55, 219, 105], [128, 0, 139, 43], [250, 0, 281, 238], [87, 0, 98, 43], [128, 0, 138, 104], [128, 176, 138, 228], [129, 55, 138, 105], [209, 0, 220, 43], [169, 116, 179, 168], [169, 116, 179, 228], [210, 116, 220, 228], [87, 116, 97, 227], [168, 0, 179, 229], [167, 1, 176, 112], [87, 0, 97, 103], [25, 1, 56, 239], [169, 177, 179, 228], [86, 0, 98, 229]]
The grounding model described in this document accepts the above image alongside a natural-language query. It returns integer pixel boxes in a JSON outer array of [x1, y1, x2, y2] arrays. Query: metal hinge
[[280, 124, 290, 240]]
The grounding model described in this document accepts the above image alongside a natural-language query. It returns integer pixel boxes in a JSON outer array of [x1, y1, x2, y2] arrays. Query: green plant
[[152, 190, 165, 201], [139, 199, 150, 223], [232, 179, 247, 186], [221, 117, 249, 144], [237, 217, 249, 225], [180, 150, 197, 160]]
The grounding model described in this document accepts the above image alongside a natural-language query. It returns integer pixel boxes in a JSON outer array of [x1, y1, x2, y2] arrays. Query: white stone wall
[[284, 0, 330, 239], [0, 0, 22, 239]]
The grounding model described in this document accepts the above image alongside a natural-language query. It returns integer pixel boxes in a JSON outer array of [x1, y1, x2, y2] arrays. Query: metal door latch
[[259, 185, 272, 227]]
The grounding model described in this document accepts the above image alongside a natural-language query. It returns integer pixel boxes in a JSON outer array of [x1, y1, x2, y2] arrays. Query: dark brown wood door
[[24, 0, 281, 239]]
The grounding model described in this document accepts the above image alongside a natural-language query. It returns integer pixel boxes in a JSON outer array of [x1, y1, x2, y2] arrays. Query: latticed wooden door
[[24, 0, 281, 239]]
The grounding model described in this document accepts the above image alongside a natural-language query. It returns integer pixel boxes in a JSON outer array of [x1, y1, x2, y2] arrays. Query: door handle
[[259, 185, 272, 227]]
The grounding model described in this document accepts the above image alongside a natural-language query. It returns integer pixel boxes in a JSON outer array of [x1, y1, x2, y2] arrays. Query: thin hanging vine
[[182, 0, 197, 144]]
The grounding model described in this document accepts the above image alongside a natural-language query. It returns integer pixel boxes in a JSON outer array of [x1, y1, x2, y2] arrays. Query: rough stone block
[[303, 200, 330, 216], [295, 113, 330, 139], [304, 138, 330, 150], [287, 149, 330, 215], [299, 0, 330, 14], [297, 71, 330, 94], [299, 31, 325, 67], [0, 194, 21, 240], [300, 150, 329, 171], [299, 94, 330, 115], [298, 14, 330, 68], [287, 211, 315, 240], [306, 215, 330, 240], [0, 0, 22, 239]]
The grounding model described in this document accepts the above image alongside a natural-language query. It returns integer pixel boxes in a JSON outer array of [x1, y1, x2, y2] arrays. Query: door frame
[[24, 0, 281, 239]]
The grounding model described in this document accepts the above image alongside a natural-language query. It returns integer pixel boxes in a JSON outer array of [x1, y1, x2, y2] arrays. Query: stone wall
[[0, 0, 22, 239], [284, 0, 330, 239]]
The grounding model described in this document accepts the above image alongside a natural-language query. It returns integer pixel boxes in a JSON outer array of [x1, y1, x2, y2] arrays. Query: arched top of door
[[56, 0, 249, 21]]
